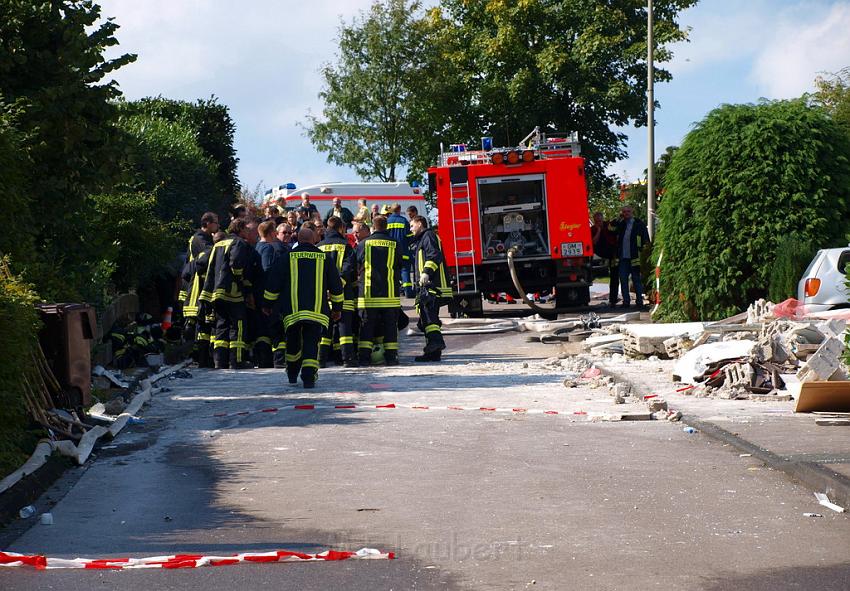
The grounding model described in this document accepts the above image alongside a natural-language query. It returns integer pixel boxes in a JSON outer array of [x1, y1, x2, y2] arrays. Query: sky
[[100, 0, 850, 190]]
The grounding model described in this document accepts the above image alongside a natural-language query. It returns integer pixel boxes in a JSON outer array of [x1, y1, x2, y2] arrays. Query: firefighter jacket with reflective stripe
[[386, 213, 410, 261], [179, 230, 213, 301], [182, 246, 212, 317], [318, 230, 357, 311], [199, 234, 252, 304], [411, 230, 452, 299], [354, 230, 403, 309], [263, 243, 344, 329]]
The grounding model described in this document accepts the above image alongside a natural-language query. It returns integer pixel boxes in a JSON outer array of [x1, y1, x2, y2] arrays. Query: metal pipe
[[647, 0, 656, 240]]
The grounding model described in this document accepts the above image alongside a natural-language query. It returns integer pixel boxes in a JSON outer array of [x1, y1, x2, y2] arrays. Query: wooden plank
[[794, 381, 850, 413]]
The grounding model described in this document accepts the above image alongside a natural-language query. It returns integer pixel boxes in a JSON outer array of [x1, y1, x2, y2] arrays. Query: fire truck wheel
[[555, 286, 590, 309]]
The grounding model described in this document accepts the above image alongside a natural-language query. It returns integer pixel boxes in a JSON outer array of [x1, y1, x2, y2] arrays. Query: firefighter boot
[[384, 350, 399, 366], [358, 349, 372, 367], [229, 349, 253, 370], [318, 344, 329, 369], [213, 347, 229, 370], [414, 350, 441, 363], [196, 345, 212, 369], [423, 332, 446, 354]]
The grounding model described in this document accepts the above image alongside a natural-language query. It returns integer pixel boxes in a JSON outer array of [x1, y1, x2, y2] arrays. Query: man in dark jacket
[[199, 219, 255, 369], [616, 205, 651, 309], [181, 211, 218, 366], [323, 197, 354, 229], [318, 216, 357, 366], [591, 211, 620, 308], [354, 215, 403, 366], [409, 216, 451, 362], [386, 203, 413, 298], [263, 227, 343, 388]]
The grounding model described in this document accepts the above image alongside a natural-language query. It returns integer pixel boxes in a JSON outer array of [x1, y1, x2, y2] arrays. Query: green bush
[[0, 258, 42, 479], [118, 114, 220, 222], [767, 233, 816, 303], [655, 100, 850, 320]]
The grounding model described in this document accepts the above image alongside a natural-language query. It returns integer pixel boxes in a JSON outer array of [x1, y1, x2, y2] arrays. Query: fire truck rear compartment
[[477, 175, 549, 260]]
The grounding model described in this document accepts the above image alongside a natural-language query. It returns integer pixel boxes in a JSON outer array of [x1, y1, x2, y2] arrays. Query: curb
[[682, 415, 850, 512], [597, 358, 850, 511]]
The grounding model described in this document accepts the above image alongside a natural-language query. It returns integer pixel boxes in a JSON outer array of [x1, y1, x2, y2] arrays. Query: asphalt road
[[3, 326, 850, 590]]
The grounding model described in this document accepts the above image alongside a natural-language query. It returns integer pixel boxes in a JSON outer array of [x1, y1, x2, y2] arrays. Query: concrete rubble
[[577, 298, 848, 402]]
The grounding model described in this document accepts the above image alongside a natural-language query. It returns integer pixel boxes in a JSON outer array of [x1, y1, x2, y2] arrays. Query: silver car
[[797, 247, 850, 312]]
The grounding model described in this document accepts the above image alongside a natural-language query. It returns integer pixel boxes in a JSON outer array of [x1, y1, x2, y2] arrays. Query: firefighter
[[409, 215, 451, 362], [199, 218, 255, 369], [181, 212, 218, 367], [253, 220, 286, 368], [317, 216, 357, 367], [263, 227, 343, 388], [386, 203, 413, 298], [354, 215, 403, 366]]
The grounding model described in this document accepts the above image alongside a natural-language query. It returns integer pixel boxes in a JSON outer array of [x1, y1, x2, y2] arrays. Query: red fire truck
[[427, 128, 594, 317]]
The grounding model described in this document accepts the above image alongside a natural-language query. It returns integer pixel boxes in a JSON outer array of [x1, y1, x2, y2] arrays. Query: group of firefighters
[[179, 198, 451, 388]]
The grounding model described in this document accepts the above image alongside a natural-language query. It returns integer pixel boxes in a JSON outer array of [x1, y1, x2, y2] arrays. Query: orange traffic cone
[[161, 306, 173, 331]]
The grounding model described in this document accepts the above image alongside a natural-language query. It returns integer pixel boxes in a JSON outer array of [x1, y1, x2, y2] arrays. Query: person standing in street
[[386, 203, 413, 298], [317, 216, 358, 367], [263, 227, 343, 388], [409, 215, 451, 362], [253, 220, 288, 367], [199, 218, 255, 369], [354, 215, 403, 366], [616, 205, 651, 309], [591, 211, 620, 308], [298, 193, 318, 218], [181, 212, 218, 367], [323, 196, 354, 229]]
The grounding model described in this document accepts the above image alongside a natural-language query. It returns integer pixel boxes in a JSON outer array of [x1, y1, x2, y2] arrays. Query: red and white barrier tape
[[210, 403, 592, 419], [0, 547, 393, 570]]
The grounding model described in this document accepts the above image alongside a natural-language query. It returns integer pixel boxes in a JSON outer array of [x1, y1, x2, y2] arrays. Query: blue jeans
[[619, 258, 644, 306], [401, 261, 414, 298]]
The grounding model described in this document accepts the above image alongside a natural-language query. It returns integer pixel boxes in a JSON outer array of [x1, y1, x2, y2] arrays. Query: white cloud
[[100, 0, 377, 187], [751, 3, 850, 98]]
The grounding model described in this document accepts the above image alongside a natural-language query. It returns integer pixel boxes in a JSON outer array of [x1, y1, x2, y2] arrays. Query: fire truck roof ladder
[[449, 177, 478, 296]]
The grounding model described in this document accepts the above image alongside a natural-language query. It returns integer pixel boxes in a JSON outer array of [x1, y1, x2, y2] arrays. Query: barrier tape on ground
[[0, 548, 394, 570], [209, 403, 594, 419]]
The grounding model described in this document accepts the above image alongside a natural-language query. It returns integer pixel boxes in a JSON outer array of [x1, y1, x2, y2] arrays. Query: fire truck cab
[[428, 128, 594, 317]]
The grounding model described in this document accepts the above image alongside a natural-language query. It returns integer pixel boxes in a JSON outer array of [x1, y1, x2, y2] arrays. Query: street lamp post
[[646, 0, 656, 240]]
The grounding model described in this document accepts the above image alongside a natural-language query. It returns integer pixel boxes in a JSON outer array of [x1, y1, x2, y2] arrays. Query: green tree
[[117, 113, 220, 222], [120, 97, 240, 211], [305, 0, 437, 182], [813, 67, 850, 133], [0, 0, 135, 299], [428, 0, 696, 186], [655, 100, 850, 321]]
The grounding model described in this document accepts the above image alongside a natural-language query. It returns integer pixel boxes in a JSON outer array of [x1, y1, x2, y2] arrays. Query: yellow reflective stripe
[[283, 311, 330, 329], [256, 336, 272, 345], [330, 293, 344, 303], [356, 297, 400, 308], [178, 290, 188, 300], [387, 243, 396, 298], [424, 260, 438, 272], [342, 301, 356, 311], [358, 340, 373, 349], [197, 332, 211, 342], [425, 324, 441, 334], [384, 342, 399, 350], [229, 341, 248, 349], [365, 242, 372, 298], [302, 359, 319, 369], [339, 336, 355, 345], [285, 351, 302, 362], [186, 236, 195, 261], [314, 256, 324, 314], [417, 248, 424, 274], [387, 223, 406, 229], [273, 342, 287, 352], [290, 255, 298, 322], [264, 290, 279, 301], [320, 337, 332, 346], [319, 243, 347, 272]]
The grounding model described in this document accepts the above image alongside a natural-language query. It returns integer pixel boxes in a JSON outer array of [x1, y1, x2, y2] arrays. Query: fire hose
[[506, 247, 558, 317]]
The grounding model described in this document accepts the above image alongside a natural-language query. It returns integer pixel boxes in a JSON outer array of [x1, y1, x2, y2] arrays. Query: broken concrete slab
[[622, 322, 705, 358], [672, 340, 756, 383], [797, 337, 845, 383]]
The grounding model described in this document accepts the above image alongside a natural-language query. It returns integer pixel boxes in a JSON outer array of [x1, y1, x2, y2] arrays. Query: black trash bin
[[36, 303, 97, 409]]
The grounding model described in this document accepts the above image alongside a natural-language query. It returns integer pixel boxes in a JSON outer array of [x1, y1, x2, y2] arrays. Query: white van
[[271, 182, 428, 218]]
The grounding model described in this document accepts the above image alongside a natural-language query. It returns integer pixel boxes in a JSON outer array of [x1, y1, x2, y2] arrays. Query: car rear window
[[838, 251, 850, 274]]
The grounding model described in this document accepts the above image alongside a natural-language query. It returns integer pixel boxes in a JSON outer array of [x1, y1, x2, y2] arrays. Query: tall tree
[[305, 0, 431, 182], [427, 0, 696, 187], [812, 67, 850, 133]]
